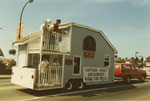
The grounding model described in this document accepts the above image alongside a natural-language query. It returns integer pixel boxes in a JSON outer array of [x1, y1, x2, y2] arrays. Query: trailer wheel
[[65, 81, 73, 91], [140, 75, 146, 82], [125, 76, 131, 83], [78, 81, 85, 90]]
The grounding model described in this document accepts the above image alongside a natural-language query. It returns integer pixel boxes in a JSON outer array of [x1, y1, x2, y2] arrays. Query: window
[[114, 64, 120, 69], [122, 65, 130, 70], [83, 36, 96, 52], [130, 65, 135, 69], [104, 56, 110, 67], [135, 65, 139, 70], [27, 54, 40, 68], [73, 57, 81, 75], [19, 45, 26, 51]]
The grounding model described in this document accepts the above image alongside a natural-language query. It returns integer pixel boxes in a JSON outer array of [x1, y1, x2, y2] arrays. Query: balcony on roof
[[29, 27, 71, 53]]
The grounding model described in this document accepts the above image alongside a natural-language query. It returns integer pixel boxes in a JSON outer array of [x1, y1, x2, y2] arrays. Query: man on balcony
[[53, 19, 61, 32]]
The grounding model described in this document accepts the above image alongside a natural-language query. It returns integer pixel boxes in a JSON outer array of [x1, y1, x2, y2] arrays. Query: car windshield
[[114, 64, 120, 69], [122, 64, 130, 69]]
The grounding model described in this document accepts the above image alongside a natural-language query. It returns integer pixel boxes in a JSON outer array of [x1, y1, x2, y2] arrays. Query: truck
[[143, 62, 150, 78], [114, 63, 146, 83]]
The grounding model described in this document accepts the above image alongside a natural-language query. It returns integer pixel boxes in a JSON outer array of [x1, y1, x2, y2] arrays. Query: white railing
[[42, 33, 59, 51], [30, 32, 41, 50], [59, 36, 70, 52], [42, 32, 71, 53], [29, 31, 71, 53], [39, 66, 62, 87]]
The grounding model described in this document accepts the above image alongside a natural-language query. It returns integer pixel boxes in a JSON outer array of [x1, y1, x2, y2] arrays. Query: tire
[[140, 75, 146, 82], [78, 81, 85, 90], [65, 81, 73, 91], [125, 76, 131, 83]]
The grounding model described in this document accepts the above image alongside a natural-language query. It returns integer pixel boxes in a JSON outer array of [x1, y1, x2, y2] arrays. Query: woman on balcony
[[52, 58, 60, 66], [51, 58, 61, 85], [40, 57, 49, 85]]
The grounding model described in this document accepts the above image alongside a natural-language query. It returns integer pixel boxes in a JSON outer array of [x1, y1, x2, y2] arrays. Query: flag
[[16, 23, 24, 41]]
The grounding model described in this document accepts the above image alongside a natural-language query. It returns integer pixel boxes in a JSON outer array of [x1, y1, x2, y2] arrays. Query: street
[[0, 78, 150, 101]]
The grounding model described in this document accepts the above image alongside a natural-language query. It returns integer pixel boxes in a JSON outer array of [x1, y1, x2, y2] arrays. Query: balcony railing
[[42, 32, 59, 51], [29, 31, 70, 53], [39, 66, 62, 87], [30, 31, 41, 50], [42, 32, 70, 53]]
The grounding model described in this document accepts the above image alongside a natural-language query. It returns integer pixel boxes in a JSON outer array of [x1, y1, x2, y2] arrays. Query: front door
[[73, 56, 81, 75]]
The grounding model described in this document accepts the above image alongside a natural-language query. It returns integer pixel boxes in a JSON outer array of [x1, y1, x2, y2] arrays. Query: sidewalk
[[0, 75, 11, 79]]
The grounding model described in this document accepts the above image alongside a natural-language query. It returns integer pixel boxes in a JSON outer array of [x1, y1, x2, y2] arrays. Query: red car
[[114, 63, 146, 83]]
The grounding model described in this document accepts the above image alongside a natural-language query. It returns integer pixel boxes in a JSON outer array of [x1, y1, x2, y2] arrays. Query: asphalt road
[[0, 78, 150, 101]]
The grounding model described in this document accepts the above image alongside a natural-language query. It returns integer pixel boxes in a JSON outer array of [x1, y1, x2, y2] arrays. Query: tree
[[130, 57, 136, 64], [0, 48, 4, 57], [2, 59, 16, 69], [9, 49, 16, 55]]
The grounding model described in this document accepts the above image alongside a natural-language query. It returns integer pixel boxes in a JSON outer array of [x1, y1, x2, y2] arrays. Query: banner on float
[[83, 67, 108, 82]]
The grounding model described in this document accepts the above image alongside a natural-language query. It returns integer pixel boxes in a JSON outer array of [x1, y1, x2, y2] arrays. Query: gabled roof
[[0, 48, 4, 57], [13, 22, 118, 54], [12, 35, 30, 45], [60, 22, 118, 54]]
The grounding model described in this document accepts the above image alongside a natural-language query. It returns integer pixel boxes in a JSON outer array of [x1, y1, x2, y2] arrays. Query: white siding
[[17, 45, 27, 68]]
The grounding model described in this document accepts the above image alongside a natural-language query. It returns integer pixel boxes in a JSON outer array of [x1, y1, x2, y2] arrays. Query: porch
[[38, 66, 63, 87]]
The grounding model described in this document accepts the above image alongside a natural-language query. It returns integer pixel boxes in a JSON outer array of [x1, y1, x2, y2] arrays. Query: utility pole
[[18, 0, 34, 40]]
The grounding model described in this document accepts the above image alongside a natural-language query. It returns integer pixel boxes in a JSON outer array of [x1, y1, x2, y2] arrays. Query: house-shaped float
[[11, 20, 117, 90]]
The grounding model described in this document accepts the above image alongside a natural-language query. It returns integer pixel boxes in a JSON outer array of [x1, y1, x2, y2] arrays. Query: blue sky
[[0, 0, 150, 59]]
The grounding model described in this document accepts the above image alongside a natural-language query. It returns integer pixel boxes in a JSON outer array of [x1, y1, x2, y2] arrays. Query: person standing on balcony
[[52, 58, 61, 85], [54, 19, 63, 43], [51, 19, 61, 50], [53, 19, 61, 32], [41, 57, 49, 85], [53, 58, 60, 66]]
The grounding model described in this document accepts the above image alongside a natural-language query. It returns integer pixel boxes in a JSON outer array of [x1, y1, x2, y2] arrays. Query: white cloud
[[82, 0, 124, 3], [128, 0, 150, 7], [92, 0, 124, 3], [81, 0, 150, 7]]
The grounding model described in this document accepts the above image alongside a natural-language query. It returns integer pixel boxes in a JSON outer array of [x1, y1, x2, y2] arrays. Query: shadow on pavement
[[18, 81, 141, 98]]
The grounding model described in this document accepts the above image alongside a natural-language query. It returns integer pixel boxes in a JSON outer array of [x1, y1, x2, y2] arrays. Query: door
[[17, 45, 27, 67], [73, 56, 81, 75], [134, 65, 141, 78], [18, 51, 26, 67]]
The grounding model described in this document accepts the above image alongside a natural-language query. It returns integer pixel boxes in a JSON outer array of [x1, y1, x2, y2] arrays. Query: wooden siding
[[63, 25, 115, 86], [17, 44, 27, 67]]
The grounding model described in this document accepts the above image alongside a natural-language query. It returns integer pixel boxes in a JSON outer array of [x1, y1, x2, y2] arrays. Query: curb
[[0, 75, 11, 79]]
